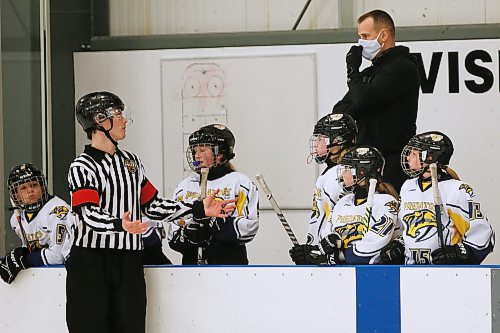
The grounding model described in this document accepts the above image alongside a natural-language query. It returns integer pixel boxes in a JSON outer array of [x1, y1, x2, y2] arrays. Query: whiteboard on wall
[[160, 54, 318, 208]]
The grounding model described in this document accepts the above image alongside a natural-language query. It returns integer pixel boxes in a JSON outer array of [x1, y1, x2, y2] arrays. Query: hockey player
[[0, 163, 72, 284], [380, 131, 494, 265], [142, 219, 172, 265], [67, 92, 235, 333], [289, 113, 358, 264], [168, 124, 259, 265], [315, 146, 400, 264]]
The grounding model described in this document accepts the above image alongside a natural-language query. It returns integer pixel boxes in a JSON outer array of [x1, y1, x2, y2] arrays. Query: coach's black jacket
[[332, 45, 420, 191]]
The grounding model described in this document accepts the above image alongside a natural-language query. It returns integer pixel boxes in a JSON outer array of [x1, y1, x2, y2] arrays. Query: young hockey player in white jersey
[[289, 113, 358, 264], [315, 146, 400, 264], [380, 131, 494, 265], [168, 124, 259, 264], [0, 163, 71, 284]]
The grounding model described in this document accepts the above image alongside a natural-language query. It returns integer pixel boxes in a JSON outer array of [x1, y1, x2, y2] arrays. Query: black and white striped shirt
[[68, 145, 196, 250]]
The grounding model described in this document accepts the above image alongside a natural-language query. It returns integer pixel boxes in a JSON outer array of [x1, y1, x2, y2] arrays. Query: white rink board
[[0, 266, 357, 333], [400, 267, 492, 333], [146, 266, 356, 333]]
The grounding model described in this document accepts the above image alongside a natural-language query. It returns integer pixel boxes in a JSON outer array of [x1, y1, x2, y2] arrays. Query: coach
[[332, 9, 420, 192]]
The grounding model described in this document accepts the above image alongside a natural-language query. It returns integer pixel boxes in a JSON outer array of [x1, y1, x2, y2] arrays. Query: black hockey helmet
[[75, 91, 125, 131], [187, 124, 235, 170], [310, 113, 358, 163], [338, 146, 385, 191], [8, 163, 49, 212], [401, 131, 454, 177]]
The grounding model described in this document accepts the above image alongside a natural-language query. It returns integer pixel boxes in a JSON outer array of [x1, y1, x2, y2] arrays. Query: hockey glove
[[289, 244, 319, 265], [0, 247, 28, 284], [431, 243, 475, 265], [380, 237, 406, 265], [319, 233, 345, 265], [346, 45, 363, 76], [183, 222, 212, 245]]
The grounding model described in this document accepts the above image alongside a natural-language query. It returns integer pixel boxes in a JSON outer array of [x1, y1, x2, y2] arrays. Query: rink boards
[[0, 265, 498, 332]]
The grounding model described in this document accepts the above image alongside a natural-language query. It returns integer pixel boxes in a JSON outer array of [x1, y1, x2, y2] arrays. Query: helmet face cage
[[186, 124, 235, 172], [401, 132, 453, 178], [186, 143, 219, 171], [338, 147, 385, 192], [310, 114, 358, 164], [401, 144, 426, 178], [8, 165, 49, 212], [309, 134, 331, 164]]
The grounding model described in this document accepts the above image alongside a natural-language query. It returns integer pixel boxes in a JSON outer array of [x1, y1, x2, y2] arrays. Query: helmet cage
[[401, 132, 453, 178], [338, 147, 385, 192], [186, 142, 221, 172], [9, 175, 48, 212]]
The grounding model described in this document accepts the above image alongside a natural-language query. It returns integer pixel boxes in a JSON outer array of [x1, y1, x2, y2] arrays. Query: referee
[[66, 91, 235, 333]]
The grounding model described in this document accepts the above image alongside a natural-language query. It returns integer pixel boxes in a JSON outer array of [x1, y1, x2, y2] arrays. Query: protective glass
[[93, 106, 133, 125]]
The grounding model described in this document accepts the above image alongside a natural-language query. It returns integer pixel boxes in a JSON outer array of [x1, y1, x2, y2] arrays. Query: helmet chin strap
[[97, 119, 118, 148]]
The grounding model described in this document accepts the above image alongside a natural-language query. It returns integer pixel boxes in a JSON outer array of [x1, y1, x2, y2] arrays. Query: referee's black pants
[[66, 246, 146, 333]]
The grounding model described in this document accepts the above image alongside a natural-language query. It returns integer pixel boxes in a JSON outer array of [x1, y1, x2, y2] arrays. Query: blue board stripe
[[356, 266, 401, 333]]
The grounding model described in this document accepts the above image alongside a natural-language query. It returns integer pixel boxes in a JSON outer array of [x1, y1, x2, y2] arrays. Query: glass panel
[[1, 0, 42, 252]]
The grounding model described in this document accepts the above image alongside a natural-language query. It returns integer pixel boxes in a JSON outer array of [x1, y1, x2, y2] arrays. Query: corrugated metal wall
[[109, 0, 500, 36]]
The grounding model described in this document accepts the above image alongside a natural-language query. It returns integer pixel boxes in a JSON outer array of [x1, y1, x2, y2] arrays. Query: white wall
[[74, 39, 500, 264], [108, 0, 500, 36]]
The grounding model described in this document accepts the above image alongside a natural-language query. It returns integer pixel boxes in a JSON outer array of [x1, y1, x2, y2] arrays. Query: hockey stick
[[362, 178, 377, 235], [255, 174, 299, 245], [429, 163, 445, 248], [9, 198, 31, 252], [197, 167, 209, 265]]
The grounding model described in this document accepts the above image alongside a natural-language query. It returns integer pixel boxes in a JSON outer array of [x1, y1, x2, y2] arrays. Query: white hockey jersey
[[10, 196, 72, 265], [168, 171, 259, 244], [399, 177, 494, 264], [319, 192, 399, 264], [307, 165, 345, 245]]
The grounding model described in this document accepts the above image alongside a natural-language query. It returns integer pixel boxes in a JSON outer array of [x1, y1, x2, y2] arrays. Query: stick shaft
[[256, 174, 299, 245], [429, 163, 445, 247], [363, 178, 377, 234], [198, 167, 210, 264]]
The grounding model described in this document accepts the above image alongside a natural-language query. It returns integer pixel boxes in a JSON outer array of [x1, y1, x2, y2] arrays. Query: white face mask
[[358, 31, 383, 61]]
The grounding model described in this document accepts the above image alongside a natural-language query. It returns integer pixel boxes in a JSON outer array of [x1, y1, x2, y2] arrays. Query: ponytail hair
[[376, 180, 400, 200], [444, 166, 460, 180]]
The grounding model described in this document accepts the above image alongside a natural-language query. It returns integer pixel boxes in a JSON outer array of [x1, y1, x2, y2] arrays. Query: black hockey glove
[[346, 45, 363, 76], [319, 233, 345, 265], [380, 237, 406, 265], [431, 243, 475, 265], [0, 247, 28, 284], [289, 245, 328, 265], [289, 244, 318, 265], [183, 222, 213, 245]]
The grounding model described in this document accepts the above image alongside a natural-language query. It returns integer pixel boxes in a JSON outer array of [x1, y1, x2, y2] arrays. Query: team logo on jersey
[[355, 147, 370, 155], [334, 222, 367, 248], [403, 209, 437, 242], [50, 206, 69, 219], [385, 200, 399, 214], [459, 184, 475, 197], [124, 159, 137, 173], [409, 248, 431, 264]]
